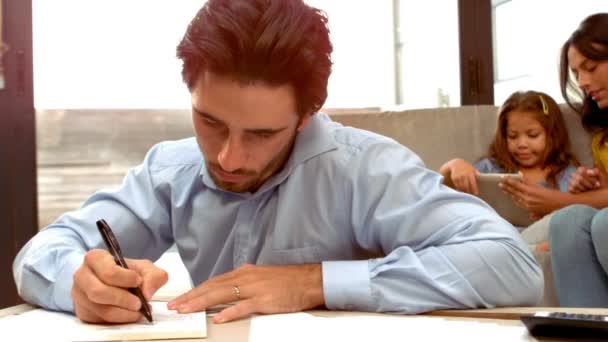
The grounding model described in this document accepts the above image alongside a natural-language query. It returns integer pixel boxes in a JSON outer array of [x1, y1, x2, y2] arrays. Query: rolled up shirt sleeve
[[13, 143, 174, 312]]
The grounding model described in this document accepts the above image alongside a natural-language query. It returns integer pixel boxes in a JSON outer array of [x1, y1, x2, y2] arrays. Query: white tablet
[[475, 173, 533, 227]]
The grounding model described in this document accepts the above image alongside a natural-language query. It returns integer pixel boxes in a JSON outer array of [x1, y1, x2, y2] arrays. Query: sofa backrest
[[561, 104, 593, 168], [331, 106, 497, 170], [39, 105, 592, 171], [36, 105, 593, 228], [331, 104, 593, 171]]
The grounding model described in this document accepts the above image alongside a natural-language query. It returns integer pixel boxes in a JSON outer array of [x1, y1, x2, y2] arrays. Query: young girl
[[548, 12, 608, 307], [439, 90, 580, 201]]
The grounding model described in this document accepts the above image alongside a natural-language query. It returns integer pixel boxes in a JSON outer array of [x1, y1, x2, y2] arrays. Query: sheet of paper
[[249, 312, 537, 342], [152, 282, 192, 302], [0, 301, 206, 341], [151, 247, 193, 302]]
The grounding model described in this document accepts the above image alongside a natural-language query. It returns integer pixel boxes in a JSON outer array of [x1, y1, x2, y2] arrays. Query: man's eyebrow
[[245, 127, 288, 135], [192, 106, 289, 134], [192, 106, 224, 123]]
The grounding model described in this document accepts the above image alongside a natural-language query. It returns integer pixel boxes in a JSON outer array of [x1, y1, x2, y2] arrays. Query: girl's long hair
[[486, 91, 580, 188]]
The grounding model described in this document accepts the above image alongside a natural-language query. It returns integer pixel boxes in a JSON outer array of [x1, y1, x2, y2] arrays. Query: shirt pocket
[[265, 246, 321, 265]]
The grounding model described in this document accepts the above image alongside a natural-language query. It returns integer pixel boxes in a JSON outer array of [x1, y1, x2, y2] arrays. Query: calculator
[[520, 311, 608, 338]]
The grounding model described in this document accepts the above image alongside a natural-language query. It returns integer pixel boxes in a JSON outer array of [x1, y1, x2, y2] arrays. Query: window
[[395, 0, 460, 109], [33, 0, 398, 109], [492, 0, 608, 104], [33, 0, 200, 108]]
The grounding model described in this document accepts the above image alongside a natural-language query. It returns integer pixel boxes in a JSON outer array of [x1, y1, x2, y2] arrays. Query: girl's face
[[505, 110, 547, 169], [568, 45, 608, 109]]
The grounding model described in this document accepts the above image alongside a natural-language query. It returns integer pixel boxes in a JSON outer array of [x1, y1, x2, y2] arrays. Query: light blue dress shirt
[[474, 158, 577, 192], [14, 114, 543, 314]]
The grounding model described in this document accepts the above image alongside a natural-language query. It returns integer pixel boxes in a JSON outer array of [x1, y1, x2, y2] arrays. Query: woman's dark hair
[[487, 91, 580, 188], [176, 0, 333, 117], [559, 13, 608, 135]]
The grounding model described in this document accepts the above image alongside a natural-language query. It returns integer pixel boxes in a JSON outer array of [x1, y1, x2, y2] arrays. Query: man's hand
[[569, 166, 602, 193], [168, 263, 324, 324], [72, 249, 168, 323], [499, 176, 564, 219]]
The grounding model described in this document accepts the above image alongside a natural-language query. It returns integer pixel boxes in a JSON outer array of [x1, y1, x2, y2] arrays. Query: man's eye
[[255, 132, 274, 139], [202, 117, 218, 125]]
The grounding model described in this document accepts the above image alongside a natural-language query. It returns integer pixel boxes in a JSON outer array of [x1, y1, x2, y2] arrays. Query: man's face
[[191, 72, 310, 193]]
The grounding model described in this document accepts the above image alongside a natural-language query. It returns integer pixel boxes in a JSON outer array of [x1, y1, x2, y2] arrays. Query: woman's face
[[568, 45, 608, 109]]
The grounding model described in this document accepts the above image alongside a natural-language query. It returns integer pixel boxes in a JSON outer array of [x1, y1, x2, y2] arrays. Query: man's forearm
[[304, 264, 325, 308]]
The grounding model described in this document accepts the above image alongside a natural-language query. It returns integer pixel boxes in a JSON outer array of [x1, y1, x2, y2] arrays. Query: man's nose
[[217, 136, 246, 173]]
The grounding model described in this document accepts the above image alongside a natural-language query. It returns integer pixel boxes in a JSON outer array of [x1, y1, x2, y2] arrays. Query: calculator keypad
[[547, 312, 608, 321], [523, 311, 608, 338]]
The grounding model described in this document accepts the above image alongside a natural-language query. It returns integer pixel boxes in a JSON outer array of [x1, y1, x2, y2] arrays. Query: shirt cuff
[[322, 260, 373, 311], [52, 253, 84, 312]]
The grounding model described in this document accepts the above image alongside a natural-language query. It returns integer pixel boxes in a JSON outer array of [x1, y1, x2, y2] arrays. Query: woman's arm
[[568, 161, 608, 192]]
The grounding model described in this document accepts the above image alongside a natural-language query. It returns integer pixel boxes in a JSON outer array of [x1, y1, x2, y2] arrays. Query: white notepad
[[249, 313, 533, 342], [0, 301, 206, 341]]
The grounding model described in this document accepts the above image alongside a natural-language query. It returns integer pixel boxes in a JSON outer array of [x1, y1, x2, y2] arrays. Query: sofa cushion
[[331, 105, 498, 170]]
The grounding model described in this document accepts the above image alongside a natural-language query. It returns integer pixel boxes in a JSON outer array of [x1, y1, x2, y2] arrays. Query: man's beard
[[207, 131, 298, 193]]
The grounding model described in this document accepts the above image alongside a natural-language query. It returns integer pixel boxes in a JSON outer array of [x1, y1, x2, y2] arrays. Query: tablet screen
[[475, 173, 533, 227]]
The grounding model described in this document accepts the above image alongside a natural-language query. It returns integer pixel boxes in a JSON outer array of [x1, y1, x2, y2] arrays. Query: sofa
[[37, 104, 593, 307]]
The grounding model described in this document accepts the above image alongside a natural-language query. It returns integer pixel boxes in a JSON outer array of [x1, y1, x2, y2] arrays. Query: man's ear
[[296, 113, 313, 132]]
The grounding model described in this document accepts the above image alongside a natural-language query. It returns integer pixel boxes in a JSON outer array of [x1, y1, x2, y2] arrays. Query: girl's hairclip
[[539, 95, 549, 115]]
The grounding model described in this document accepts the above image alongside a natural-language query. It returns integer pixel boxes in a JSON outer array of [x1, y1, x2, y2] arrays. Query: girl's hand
[[446, 159, 480, 195], [568, 166, 601, 193], [499, 176, 564, 218]]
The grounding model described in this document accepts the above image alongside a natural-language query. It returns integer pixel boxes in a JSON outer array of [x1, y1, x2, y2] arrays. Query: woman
[[549, 12, 608, 307]]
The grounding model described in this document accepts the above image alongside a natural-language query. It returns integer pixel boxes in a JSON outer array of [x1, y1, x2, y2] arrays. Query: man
[[13, 0, 542, 324]]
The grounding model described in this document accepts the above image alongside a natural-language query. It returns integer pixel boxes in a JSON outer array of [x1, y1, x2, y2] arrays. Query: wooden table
[[2, 304, 607, 341]]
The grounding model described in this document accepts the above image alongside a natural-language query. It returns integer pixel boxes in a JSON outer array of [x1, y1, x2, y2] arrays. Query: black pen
[[96, 219, 153, 323]]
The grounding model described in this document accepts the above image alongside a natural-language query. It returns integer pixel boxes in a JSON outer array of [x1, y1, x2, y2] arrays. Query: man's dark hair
[[177, 0, 333, 117]]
